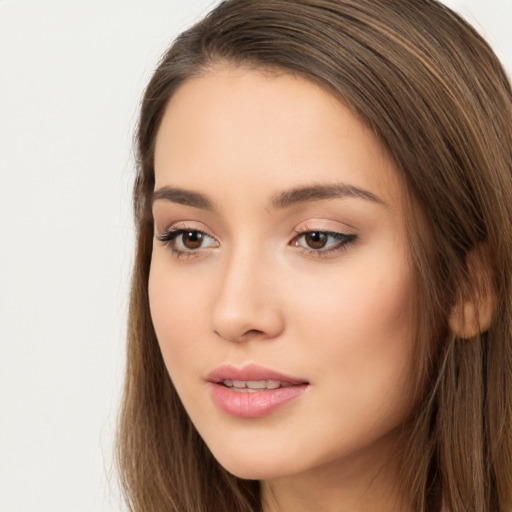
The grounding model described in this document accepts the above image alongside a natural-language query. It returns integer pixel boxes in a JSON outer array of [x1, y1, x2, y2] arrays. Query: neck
[[261, 431, 411, 512]]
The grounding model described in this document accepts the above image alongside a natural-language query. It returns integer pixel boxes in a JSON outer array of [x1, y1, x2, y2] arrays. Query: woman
[[117, 1, 512, 510]]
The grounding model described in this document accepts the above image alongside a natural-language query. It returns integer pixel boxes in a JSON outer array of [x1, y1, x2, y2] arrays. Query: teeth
[[221, 379, 288, 390], [247, 380, 269, 389]]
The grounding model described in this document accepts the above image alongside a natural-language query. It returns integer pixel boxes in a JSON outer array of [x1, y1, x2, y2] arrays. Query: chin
[[220, 462, 291, 481], [207, 443, 299, 481]]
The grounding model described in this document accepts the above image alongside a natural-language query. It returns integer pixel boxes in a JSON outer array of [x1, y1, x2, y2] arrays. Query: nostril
[[213, 328, 266, 342], [211, 300, 285, 342], [246, 329, 264, 336]]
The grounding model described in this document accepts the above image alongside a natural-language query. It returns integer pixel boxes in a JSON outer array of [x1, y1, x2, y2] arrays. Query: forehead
[[153, 65, 403, 207]]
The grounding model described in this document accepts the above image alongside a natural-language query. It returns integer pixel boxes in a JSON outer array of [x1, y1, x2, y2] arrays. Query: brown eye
[[304, 232, 328, 249], [157, 227, 218, 255], [182, 230, 204, 249], [292, 230, 357, 255]]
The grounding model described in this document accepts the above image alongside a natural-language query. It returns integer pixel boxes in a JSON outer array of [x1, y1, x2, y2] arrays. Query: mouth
[[206, 363, 308, 387], [219, 379, 295, 392], [206, 364, 309, 418]]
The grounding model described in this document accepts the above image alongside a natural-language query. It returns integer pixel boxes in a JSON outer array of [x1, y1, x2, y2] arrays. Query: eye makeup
[[290, 227, 357, 257], [155, 221, 357, 260]]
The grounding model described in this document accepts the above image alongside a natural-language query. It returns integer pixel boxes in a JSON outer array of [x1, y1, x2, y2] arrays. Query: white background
[[0, 1, 510, 511]]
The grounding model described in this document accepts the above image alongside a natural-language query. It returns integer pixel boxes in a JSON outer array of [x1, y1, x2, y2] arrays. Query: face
[[149, 66, 417, 486]]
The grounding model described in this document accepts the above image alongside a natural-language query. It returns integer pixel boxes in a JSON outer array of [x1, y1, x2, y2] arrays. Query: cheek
[[292, 253, 414, 340], [148, 256, 210, 373], [289, 251, 416, 404]]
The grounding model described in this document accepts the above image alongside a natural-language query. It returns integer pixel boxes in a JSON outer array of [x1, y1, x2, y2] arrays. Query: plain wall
[[0, 1, 510, 511]]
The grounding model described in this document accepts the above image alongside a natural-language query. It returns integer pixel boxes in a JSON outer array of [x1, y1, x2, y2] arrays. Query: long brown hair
[[117, 1, 512, 510]]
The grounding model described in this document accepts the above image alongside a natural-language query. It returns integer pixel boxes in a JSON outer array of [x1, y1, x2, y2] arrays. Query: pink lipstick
[[206, 364, 309, 418]]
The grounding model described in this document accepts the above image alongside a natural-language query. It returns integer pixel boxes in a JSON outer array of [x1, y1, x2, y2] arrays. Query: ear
[[449, 245, 495, 339]]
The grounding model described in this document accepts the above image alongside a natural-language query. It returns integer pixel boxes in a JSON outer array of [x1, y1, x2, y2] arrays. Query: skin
[[149, 65, 417, 512]]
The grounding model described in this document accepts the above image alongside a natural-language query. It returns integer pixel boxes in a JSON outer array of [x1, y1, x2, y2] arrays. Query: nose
[[211, 247, 285, 343]]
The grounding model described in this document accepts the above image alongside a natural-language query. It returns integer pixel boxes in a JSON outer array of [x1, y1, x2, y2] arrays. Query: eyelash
[[156, 226, 218, 259], [156, 225, 357, 258], [290, 227, 357, 257]]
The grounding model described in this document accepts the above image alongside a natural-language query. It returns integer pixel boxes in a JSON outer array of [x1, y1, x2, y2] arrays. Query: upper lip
[[206, 363, 308, 385]]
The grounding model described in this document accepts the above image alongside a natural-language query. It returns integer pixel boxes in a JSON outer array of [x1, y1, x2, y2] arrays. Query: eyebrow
[[151, 182, 385, 210], [152, 186, 214, 210], [271, 183, 385, 208]]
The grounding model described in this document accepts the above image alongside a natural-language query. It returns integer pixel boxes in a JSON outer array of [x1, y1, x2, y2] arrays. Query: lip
[[206, 364, 309, 418], [206, 363, 307, 384]]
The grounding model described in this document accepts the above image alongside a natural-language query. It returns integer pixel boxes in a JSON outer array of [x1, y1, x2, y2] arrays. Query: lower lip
[[208, 382, 308, 418]]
